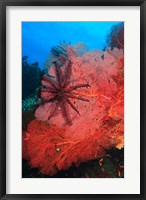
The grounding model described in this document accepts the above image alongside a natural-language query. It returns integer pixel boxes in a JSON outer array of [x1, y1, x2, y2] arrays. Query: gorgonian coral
[[23, 120, 106, 175], [23, 47, 124, 176]]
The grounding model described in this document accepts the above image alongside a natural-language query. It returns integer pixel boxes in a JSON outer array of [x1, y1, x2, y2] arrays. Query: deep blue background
[[22, 22, 120, 68]]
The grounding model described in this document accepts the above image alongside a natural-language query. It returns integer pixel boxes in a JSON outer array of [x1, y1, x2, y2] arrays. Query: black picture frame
[[0, 0, 145, 199]]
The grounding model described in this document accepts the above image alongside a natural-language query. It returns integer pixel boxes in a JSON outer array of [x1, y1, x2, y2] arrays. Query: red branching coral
[[23, 47, 124, 175], [23, 117, 123, 176]]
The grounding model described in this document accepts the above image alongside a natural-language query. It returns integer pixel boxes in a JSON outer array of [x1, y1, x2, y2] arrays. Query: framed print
[[0, 0, 145, 199]]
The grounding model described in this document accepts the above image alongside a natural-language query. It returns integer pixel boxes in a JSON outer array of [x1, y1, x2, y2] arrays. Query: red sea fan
[[22, 132, 29, 161], [23, 48, 124, 175], [23, 118, 123, 176]]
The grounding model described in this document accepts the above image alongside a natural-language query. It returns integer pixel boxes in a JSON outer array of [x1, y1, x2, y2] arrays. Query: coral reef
[[23, 47, 124, 176], [22, 148, 124, 178], [105, 23, 124, 50], [22, 56, 43, 100], [22, 95, 38, 112], [22, 117, 123, 176]]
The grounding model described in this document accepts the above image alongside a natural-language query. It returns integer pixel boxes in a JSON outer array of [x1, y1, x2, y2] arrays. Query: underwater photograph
[[22, 22, 124, 178]]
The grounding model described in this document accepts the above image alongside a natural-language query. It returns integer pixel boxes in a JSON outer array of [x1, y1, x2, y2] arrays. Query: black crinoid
[[37, 59, 91, 126], [50, 44, 68, 66]]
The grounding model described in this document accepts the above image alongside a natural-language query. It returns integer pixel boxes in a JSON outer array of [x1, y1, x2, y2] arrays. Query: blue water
[[22, 22, 121, 68]]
